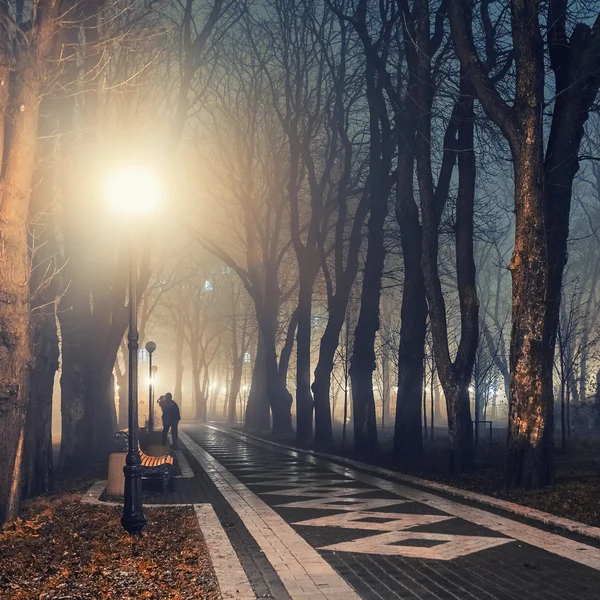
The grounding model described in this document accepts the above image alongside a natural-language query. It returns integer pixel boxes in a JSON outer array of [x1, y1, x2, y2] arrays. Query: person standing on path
[[158, 393, 181, 449]]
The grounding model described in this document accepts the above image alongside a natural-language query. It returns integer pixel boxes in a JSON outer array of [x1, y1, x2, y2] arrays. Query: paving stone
[[180, 424, 600, 600]]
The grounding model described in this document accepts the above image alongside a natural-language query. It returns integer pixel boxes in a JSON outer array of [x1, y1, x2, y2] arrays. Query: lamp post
[[145, 341, 157, 431], [106, 165, 161, 536]]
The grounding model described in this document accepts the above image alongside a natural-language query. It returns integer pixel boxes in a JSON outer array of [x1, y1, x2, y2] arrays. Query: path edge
[[206, 424, 600, 543]]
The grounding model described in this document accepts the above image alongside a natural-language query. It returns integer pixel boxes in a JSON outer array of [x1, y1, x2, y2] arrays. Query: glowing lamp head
[[105, 165, 162, 216]]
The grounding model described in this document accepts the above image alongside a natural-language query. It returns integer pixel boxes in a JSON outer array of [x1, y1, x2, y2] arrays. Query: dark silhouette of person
[[158, 393, 181, 450]]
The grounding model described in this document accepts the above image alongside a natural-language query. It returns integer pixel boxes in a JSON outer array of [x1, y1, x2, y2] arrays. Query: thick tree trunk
[[0, 0, 59, 524], [59, 312, 89, 470], [22, 100, 59, 500], [246, 335, 270, 431], [57, 21, 92, 470], [23, 307, 58, 499], [505, 149, 554, 488], [86, 346, 117, 453], [449, 0, 600, 488], [393, 234, 427, 464]]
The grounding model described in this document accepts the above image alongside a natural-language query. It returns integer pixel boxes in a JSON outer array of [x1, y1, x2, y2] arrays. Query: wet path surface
[[181, 424, 600, 600]]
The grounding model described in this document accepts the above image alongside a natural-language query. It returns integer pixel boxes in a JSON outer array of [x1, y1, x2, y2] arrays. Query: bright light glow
[[469, 386, 474, 393], [105, 165, 162, 215]]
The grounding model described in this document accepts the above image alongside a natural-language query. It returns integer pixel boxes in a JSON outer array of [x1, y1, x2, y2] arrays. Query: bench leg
[[161, 473, 170, 493]]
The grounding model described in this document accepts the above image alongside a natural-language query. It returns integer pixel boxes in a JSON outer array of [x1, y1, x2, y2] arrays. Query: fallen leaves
[[0, 493, 220, 600]]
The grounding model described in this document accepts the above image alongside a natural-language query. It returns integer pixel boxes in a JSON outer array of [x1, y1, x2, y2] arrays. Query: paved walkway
[[174, 424, 600, 599]]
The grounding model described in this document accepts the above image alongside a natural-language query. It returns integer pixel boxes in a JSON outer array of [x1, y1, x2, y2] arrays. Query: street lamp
[[106, 165, 162, 536], [145, 341, 157, 431]]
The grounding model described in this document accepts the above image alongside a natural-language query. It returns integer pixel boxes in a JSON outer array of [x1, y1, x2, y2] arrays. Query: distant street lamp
[[145, 341, 157, 431], [106, 165, 162, 536]]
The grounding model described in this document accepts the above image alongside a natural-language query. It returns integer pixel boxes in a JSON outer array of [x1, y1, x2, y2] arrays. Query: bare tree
[[0, 0, 60, 524], [450, 0, 600, 487]]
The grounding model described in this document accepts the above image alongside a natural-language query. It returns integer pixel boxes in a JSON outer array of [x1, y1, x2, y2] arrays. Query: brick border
[[194, 504, 255, 599], [207, 424, 600, 542], [82, 480, 192, 507], [180, 430, 360, 600], [174, 449, 194, 478]]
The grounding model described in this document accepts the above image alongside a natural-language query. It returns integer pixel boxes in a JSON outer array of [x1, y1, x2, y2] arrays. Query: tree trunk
[[23, 306, 58, 499], [196, 368, 208, 422], [349, 183, 387, 453], [560, 376, 566, 451], [264, 335, 293, 436], [392, 45, 426, 464], [382, 349, 390, 430], [505, 147, 554, 488], [295, 276, 314, 442], [22, 99, 59, 500], [412, 5, 477, 473], [0, 0, 59, 524], [393, 260, 427, 463], [86, 345, 117, 453], [422, 372, 427, 439], [227, 360, 243, 424], [430, 367, 435, 441], [174, 318, 185, 410], [116, 353, 128, 428], [223, 367, 231, 419], [313, 296, 348, 445], [474, 382, 480, 447], [246, 335, 270, 431], [191, 346, 203, 422]]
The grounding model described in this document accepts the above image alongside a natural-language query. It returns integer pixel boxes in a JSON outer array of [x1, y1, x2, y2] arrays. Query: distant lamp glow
[[105, 165, 162, 215]]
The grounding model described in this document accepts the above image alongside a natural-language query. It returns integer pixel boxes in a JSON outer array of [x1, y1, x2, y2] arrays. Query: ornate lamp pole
[[105, 165, 162, 536], [145, 341, 157, 430]]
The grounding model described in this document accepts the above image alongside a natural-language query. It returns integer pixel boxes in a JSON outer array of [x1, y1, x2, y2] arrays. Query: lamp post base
[[121, 464, 146, 535]]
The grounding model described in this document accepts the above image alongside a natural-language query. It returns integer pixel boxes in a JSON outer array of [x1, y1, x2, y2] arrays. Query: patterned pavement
[[180, 424, 600, 600]]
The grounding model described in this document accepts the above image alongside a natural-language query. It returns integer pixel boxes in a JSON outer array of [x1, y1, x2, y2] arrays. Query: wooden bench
[[139, 445, 174, 493], [112, 431, 174, 493]]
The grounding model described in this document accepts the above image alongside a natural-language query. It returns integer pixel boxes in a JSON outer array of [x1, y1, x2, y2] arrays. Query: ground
[[0, 487, 219, 600], [3, 423, 600, 600]]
